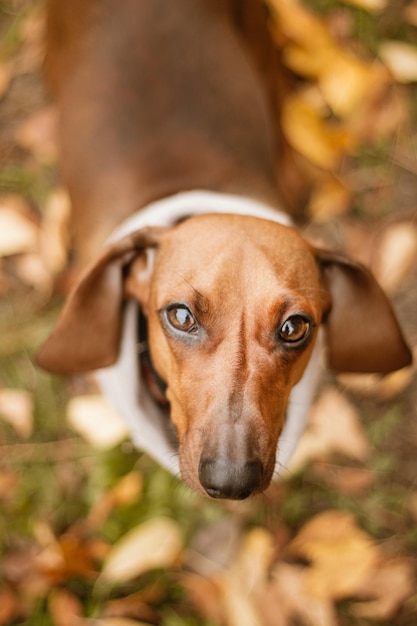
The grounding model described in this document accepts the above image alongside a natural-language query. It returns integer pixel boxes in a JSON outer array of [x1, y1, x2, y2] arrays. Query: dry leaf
[[48, 589, 84, 626], [351, 558, 414, 619], [92, 617, 149, 626], [320, 53, 371, 118], [288, 387, 370, 471], [229, 527, 275, 592], [379, 41, 417, 83], [0, 470, 19, 500], [373, 221, 417, 292], [215, 570, 264, 626], [66, 394, 129, 450], [101, 517, 183, 583], [0, 388, 34, 438], [405, 1, 417, 27], [338, 360, 414, 399], [0, 588, 18, 626], [312, 463, 374, 495], [14, 253, 52, 294], [0, 62, 12, 100], [88, 472, 143, 528], [39, 189, 71, 275], [341, 0, 387, 12], [15, 106, 57, 162], [308, 175, 352, 221], [261, 563, 337, 626], [268, 0, 335, 79], [289, 510, 380, 599], [282, 95, 351, 169], [0, 203, 38, 257], [180, 573, 224, 623]]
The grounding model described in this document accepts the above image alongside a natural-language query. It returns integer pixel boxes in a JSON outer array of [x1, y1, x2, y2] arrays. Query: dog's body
[[38, 0, 412, 500]]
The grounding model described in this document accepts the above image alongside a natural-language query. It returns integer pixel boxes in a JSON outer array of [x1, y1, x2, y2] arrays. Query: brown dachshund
[[38, 0, 412, 500]]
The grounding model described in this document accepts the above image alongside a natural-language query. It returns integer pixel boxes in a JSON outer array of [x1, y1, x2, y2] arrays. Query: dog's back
[[45, 0, 286, 267]]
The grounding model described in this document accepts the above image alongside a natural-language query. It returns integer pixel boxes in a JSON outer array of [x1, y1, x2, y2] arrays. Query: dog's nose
[[198, 458, 263, 500]]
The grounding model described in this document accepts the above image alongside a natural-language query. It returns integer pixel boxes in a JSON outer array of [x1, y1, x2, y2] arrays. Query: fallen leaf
[[308, 175, 352, 221], [48, 589, 84, 626], [260, 563, 337, 626], [97, 616, 150, 626], [351, 558, 414, 619], [373, 221, 417, 292], [405, 1, 417, 27], [180, 573, 224, 623], [0, 62, 12, 100], [338, 361, 414, 399], [101, 517, 183, 584], [379, 41, 417, 83], [229, 527, 275, 592], [15, 106, 57, 162], [268, 0, 335, 79], [0, 588, 18, 626], [39, 189, 71, 275], [341, 0, 387, 12], [0, 201, 38, 257], [14, 253, 52, 294], [88, 472, 144, 528], [0, 469, 19, 500], [66, 394, 129, 450], [312, 463, 374, 495], [214, 570, 264, 626], [102, 587, 161, 623], [289, 511, 380, 599], [287, 387, 370, 471], [319, 53, 371, 118], [0, 388, 34, 438], [282, 95, 352, 169]]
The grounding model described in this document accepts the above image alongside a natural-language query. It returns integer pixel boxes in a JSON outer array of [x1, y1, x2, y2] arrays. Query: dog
[[37, 0, 412, 500]]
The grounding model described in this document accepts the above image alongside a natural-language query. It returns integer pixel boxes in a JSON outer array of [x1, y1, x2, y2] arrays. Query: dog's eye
[[279, 315, 311, 344], [166, 305, 198, 333]]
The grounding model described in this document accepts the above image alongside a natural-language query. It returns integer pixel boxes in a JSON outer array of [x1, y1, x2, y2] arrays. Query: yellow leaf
[[282, 96, 351, 170], [289, 511, 380, 599], [230, 527, 275, 592], [0, 388, 34, 438], [15, 105, 57, 163], [0, 62, 12, 99], [320, 53, 372, 118], [0, 203, 38, 257], [39, 189, 71, 275], [215, 570, 264, 626], [351, 559, 414, 620], [92, 617, 149, 626], [341, 0, 387, 12], [288, 387, 370, 471], [263, 563, 338, 626], [374, 221, 417, 292], [379, 41, 417, 83], [66, 394, 129, 450], [101, 517, 183, 583], [308, 176, 352, 221]]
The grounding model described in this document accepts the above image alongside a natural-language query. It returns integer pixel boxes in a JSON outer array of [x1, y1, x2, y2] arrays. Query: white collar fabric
[[95, 191, 322, 478]]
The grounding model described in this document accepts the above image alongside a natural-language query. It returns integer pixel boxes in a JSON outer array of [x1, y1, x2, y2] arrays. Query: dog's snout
[[198, 458, 263, 500]]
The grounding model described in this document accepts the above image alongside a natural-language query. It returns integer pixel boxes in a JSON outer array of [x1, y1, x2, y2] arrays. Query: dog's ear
[[316, 249, 412, 373], [37, 226, 168, 375]]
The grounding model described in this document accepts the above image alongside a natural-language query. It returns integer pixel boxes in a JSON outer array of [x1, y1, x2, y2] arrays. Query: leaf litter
[[0, 0, 416, 624]]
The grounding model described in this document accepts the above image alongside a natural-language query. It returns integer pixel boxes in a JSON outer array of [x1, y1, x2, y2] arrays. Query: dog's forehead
[[161, 214, 314, 265], [153, 213, 320, 298]]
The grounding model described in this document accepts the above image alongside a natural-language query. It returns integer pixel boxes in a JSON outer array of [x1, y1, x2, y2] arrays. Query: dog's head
[[37, 214, 412, 498]]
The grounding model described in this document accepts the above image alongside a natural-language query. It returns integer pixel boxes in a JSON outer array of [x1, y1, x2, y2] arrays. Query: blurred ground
[[0, 1, 417, 625]]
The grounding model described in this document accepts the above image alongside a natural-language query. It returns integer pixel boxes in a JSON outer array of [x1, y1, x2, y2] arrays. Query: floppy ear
[[316, 249, 412, 373], [37, 226, 167, 375]]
